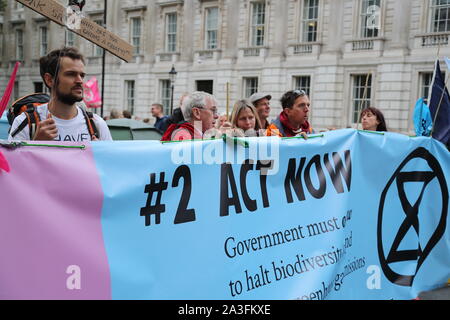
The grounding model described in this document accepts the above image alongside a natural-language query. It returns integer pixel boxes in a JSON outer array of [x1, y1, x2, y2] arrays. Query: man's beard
[[56, 86, 83, 105]]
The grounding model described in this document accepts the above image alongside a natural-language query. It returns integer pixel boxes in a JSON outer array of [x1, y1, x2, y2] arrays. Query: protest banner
[[0, 129, 449, 299], [15, 0, 133, 62]]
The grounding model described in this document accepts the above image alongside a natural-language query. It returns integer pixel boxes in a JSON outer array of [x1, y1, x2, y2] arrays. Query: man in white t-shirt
[[8, 47, 112, 142]]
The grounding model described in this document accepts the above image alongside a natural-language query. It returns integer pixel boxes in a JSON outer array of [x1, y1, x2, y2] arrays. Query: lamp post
[[169, 65, 177, 115]]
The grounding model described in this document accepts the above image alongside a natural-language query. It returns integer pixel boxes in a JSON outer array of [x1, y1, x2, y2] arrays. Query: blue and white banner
[[0, 129, 449, 299]]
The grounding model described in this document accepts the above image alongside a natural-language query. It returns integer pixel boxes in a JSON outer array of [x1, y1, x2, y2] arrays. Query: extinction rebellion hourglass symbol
[[377, 148, 448, 286]]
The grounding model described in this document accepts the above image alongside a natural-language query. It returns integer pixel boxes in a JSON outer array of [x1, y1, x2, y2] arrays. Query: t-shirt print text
[[55, 133, 91, 141]]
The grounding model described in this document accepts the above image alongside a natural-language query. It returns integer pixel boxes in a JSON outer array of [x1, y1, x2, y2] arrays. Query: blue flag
[[413, 97, 432, 136], [429, 59, 450, 146]]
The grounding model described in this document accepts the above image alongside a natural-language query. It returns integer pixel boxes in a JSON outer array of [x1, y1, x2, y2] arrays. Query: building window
[[160, 80, 171, 115], [16, 30, 23, 61], [66, 29, 75, 47], [360, 0, 380, 38], [294, 76, 311, 96], [93, 20, 104, 57], [205, 7, 219, 50], [420, 72, 434, 103], [420, 71, 445, 103], [250, 2, 266, 47], [351, 74, 372, 123], [196, 80, 214, 94], [430, 0, 450, 32], [125, 80, 135, 115], [131, 17, 142, 55], [39, 26, 48, 56], [14, 81, 19, 101], [301, 0, 319, 42], [34, 81, 49, 94], [244, 77, 259, 97], [166, 13, 177, 53]]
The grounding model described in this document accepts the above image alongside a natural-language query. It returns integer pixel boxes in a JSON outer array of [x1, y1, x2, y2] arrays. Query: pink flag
[[0, 62, 21, 118], [0, 151, 10, 173], [83, 77, 102, 108]]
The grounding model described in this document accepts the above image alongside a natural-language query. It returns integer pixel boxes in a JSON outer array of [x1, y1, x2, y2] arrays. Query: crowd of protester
[[6, 46, 389, 143]]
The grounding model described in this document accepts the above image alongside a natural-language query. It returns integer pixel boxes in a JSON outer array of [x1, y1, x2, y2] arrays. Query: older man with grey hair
[[161, 91, 219, 141]]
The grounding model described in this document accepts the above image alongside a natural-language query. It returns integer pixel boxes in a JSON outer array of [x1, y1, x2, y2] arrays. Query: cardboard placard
[[16, 0, 133, 62]]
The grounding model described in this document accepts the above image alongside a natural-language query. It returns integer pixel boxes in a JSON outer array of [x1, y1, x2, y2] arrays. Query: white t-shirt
[[8, 104, 112, 141]]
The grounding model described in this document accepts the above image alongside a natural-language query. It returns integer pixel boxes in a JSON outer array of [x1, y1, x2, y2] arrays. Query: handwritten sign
[[16, 0, 133, 62]]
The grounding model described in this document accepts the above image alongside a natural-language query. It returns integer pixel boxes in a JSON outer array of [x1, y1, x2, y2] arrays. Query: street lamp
[[169, 65, 177, 115]]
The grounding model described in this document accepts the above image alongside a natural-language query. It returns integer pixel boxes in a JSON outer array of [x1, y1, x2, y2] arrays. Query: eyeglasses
[[196, 106, 218, 116]]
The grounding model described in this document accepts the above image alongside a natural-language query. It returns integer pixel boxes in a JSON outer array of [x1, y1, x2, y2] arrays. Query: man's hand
[[33, 113, 58, 141], [299, 132, 308, 140]]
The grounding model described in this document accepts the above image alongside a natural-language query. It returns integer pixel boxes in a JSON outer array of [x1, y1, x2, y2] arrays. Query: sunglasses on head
[[293, 89, 306, 97]]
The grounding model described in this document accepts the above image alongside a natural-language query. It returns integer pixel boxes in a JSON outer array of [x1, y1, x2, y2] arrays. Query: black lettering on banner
[[304, 154, 326, 199], [284, 157, 307, 203], [172, 165, 196, 224], [220, 163, 242, 216], [140, 173, 168, 226], [256, 160, 273, 208], [240, 160, 257, 212], [285, 151, 352, 203], [323, 150, 352, 193]]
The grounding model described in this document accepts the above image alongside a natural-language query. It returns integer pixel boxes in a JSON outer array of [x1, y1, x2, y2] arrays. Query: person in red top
[[161, 91, 219, 141], [267, 89, 313, 138]]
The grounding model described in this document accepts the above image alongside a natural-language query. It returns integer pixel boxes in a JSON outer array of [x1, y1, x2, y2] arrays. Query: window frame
[[429, 0, 450, 33], [16, 29, 24, 61], [250, 1, 266, 47], [358, 0, 382, 39], [205, 6, 219, 50], [160, 79, 172, 115], [39, 26, 48, 56], [351, 73, 373, 123], [125, 80, 135, 115], [130, 17, 142, 55], [166, 12, 178, 53], [243, 77, 259, 98], [293, 75, 312, 96], [14, 81, 20, 101], [65, 29, 75, 47], [300, 0, 320, 43]]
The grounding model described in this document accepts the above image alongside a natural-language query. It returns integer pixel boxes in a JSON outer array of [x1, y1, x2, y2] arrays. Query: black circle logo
[[377, 147, 448, 286]]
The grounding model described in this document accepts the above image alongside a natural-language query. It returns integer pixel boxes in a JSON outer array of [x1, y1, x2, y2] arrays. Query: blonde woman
[[230, 99, 263, 137]]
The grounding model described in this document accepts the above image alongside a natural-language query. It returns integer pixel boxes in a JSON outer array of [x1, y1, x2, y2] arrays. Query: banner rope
[[0, 141, 86, 150]]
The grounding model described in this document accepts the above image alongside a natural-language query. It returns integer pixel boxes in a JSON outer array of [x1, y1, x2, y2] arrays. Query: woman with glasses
[[267, 90, 313, 138], [360, 107, 388, 132], [229, 100, 263, 137]]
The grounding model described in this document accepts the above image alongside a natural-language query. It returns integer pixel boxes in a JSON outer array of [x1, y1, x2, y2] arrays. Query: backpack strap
[[10, 104, 41, 139], [80, 108, 99, 139]]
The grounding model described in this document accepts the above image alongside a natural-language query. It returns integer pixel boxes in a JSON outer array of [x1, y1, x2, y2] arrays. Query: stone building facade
[[1, 0, 450, 133]]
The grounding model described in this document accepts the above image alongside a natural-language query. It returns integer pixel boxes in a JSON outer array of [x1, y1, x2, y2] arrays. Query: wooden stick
[[226, 82, 230, 120]]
